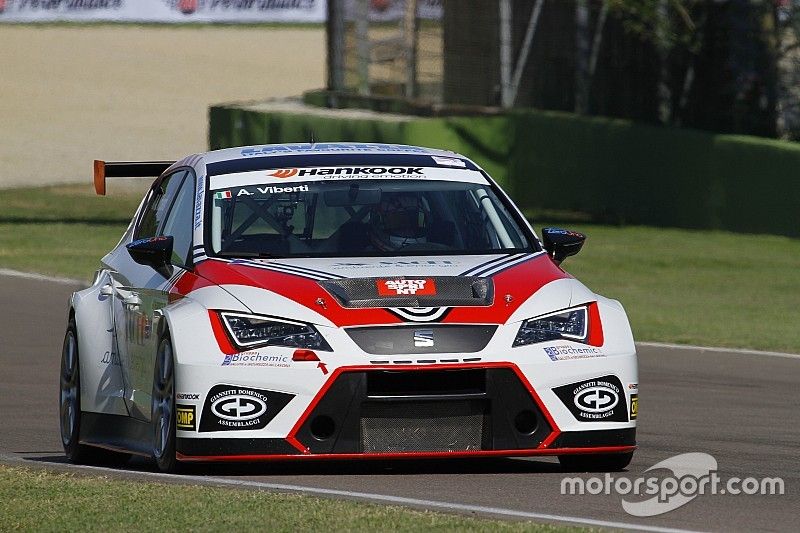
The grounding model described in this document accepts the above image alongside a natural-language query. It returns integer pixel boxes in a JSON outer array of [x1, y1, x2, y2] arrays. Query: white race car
[[60, 143, 638, 472]]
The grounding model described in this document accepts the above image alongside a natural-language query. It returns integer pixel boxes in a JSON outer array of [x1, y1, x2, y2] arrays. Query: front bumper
[[175, 363, 636, 461]]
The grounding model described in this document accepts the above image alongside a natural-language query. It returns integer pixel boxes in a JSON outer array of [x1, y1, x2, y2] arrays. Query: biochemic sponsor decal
[[221, 351, 291, 368], [542, 344, 604, 361], [199, 384, 293, 432], [553, 375, 628, 422]]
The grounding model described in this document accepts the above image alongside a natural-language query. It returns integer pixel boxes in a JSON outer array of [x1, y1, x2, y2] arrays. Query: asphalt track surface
[[1, 273, 796, 532]]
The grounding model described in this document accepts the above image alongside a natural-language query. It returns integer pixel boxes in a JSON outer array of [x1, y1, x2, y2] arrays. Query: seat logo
[[414, 329, 434, 347], [269, 168, 298, 178], [211, 395, 267, 421], [574, 386, 619, 413]]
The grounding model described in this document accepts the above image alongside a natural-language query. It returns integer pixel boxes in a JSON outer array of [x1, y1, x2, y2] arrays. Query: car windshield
[[208, 179, 534, 258]]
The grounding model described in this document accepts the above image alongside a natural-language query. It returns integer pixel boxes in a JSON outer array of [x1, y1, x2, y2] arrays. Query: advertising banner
[[0, 0, 327, 23]]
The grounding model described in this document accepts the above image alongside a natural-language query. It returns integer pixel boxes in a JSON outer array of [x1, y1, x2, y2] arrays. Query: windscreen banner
[[0, 0, 327, 23]]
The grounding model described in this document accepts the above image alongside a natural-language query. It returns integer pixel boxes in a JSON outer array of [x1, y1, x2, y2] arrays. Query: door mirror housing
[[541, 227, 586, 265], [127, 236, 173, 278]]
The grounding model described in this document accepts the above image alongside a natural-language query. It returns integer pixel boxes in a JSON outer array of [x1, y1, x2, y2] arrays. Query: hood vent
[[319, 276, 493, 308]]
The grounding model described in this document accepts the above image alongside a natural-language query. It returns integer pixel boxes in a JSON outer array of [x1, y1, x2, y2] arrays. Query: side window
[[135, 171, 188, 240], [160, 172, 196, 267]]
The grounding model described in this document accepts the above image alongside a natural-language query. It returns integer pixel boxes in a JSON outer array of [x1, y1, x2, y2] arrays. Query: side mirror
[[127, 236, 173, 278], [542, 227, 586, 265]]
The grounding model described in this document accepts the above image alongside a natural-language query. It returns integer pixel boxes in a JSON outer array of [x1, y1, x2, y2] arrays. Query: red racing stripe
[[193, 260, 402, 327], [443, 254, 569, 324]]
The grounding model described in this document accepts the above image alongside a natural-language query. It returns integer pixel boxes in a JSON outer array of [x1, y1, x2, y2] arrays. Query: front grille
[[293, 368, 554, 454], [360, 400, 486, 453], [347, 325, 497, 354]]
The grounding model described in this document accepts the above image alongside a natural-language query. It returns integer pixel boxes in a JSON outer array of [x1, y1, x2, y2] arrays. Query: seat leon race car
[[60, 143, 638, 472]]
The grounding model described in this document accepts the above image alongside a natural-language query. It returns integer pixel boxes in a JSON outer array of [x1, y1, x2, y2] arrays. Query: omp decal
[[552, 375, 628, 423], [630, 394, 638, 420], [376, 278, 436, 296], [199, 385, 294, 432], [176, 404, 196, 431]]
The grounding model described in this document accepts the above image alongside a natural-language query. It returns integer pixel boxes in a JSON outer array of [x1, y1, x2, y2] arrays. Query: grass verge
[[0, 465, 575, 532], [0, 185, 798, 353]]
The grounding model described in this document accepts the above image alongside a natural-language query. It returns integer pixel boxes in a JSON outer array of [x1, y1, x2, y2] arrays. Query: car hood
[[192, 253, 571, 327]]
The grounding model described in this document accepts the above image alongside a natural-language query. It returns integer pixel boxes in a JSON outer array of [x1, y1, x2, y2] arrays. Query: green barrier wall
[[209, 101, 800, 237]]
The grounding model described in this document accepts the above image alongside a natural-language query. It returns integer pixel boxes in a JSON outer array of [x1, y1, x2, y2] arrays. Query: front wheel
[[152, 333, 178, 473], [558, 452, 634, 472]]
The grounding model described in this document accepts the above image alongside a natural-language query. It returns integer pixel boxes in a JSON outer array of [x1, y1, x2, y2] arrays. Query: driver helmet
[[369, 192, 431, 251]]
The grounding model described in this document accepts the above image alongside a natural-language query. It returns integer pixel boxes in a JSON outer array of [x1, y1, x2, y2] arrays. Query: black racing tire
[[60, 318, 131, 466], [60, 319, 90, 463], [152, 332, 179, 473], [558, 451, 634, 472]]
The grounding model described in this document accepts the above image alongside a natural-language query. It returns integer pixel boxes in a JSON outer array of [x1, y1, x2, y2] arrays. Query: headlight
[[513, 306, 589, 347], [220, 312, 332, 351]]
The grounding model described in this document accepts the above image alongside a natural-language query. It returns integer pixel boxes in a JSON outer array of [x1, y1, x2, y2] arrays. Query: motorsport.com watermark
[[561, 452, 784, 517]]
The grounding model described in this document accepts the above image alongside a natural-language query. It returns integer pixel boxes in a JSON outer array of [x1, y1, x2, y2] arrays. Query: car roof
[[201, 143, 468, 165], [184, 143, 481, 178]]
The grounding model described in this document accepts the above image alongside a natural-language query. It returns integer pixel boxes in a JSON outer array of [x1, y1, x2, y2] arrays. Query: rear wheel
[[60, 320, 89, 462], [60, 319, 130, 465], [558, 452, 634, 472], [152, 333, 178, 473]]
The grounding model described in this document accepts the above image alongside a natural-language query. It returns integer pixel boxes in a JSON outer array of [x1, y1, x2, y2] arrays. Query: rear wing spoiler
[[93, 160, 175, 195]]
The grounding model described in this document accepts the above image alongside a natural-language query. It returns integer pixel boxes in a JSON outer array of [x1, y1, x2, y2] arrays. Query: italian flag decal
[[214, 191, 232, 200]]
